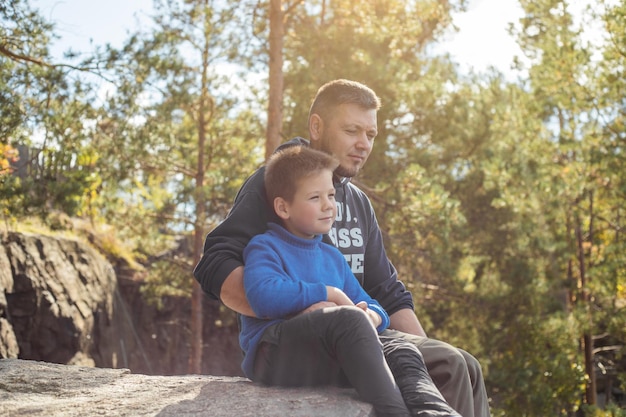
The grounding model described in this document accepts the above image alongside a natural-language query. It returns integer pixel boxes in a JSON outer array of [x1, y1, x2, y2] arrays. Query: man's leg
[[253, 306, 410, 417], [380, 335, 460, 417], [381, 329, 490, 417], [458, 349, 490, 417]]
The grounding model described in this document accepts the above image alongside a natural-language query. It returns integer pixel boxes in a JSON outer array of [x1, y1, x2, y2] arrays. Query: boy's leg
[[380, 336, 460, 417], [253, 306, 409, 417], [381, 329, 490, 417]]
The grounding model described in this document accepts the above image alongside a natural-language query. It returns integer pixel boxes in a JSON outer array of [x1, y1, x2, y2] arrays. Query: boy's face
[[310, 103, 378, 178], [276, 169, 336, 239]]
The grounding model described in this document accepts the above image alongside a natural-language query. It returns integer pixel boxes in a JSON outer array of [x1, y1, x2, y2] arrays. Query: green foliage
[[0, 0, 54, 141], [56, 0, 266, 265], [0, 0, 106, 221], [581, 404, 626, 417], [490, 313, 586, 415], [141, 257, 192, 309]]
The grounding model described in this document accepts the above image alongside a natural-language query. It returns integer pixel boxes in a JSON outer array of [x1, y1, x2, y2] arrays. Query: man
[[194, 79, 490, 417]]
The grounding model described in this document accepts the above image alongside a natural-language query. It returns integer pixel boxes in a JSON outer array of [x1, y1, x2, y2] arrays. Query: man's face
[[311, 103, 378, 178]]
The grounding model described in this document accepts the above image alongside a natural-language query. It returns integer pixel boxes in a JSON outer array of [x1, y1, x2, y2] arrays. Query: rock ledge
[[0, 359, 373, 416]]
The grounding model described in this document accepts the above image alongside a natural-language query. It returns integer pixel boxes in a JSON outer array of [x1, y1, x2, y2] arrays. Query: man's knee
[[438, 344, 468, 377], [459, 349, 485, 381]]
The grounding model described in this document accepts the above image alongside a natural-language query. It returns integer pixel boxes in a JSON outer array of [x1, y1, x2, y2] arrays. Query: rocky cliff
[[0, 231, 242, 376]]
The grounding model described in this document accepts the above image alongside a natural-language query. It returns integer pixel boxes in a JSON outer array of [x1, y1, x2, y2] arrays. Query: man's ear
[[309, 113, 323, 142], [274, 197, 290, 220]]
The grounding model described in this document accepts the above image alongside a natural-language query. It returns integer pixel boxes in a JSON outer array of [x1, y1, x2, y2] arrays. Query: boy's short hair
[[308, 79, 381, 123], [265, 146, 339, 204]]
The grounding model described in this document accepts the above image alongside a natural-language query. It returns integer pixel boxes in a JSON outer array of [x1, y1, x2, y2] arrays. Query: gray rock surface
[[0, 359, 374, 416]]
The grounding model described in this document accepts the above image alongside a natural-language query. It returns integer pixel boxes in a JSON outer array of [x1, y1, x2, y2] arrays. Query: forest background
[[1, 0, 625, 416]]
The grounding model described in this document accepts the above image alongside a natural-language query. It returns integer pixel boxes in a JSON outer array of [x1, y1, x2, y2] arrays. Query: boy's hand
[[297, 301, 337, 315], [355, 301, 382, 329], [326, 286, 355, 306]]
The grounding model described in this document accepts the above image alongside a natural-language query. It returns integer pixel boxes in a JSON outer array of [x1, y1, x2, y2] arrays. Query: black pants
[[252, 306, 460, 417]]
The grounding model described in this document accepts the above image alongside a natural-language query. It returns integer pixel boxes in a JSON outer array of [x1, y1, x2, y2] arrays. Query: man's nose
[[356, 133, 372, 151]]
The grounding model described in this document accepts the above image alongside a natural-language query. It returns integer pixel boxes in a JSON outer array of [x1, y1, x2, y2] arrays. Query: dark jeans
[[252, 306, 460, 417]]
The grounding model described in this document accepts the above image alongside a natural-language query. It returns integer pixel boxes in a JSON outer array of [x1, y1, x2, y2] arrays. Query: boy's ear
[[274, 197, 290, 220]]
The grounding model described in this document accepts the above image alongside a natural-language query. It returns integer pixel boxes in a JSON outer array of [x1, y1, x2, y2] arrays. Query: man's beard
[[334, 164, 359, 178]]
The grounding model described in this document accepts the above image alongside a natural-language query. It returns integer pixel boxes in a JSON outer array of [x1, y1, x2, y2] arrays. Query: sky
[[34, 0, 154, 56], [436, 0, 524, 73], [34, 0, 526, 74]]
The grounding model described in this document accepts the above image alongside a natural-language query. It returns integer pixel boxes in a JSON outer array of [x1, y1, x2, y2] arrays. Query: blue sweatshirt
[[239, 223, 390, 378]]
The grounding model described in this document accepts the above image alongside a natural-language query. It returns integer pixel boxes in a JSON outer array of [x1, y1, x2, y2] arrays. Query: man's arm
[[220, 266, 255, 317], [193, 167, 271, 305], [389, 308, 427, 337]]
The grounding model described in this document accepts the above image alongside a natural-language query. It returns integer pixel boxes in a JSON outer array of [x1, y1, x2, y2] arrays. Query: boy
[[240, 145, 460, 417]]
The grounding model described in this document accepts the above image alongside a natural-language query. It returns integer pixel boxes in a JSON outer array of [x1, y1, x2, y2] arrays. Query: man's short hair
[[308, 79, 381, 123], [265, 145, 339, 204]]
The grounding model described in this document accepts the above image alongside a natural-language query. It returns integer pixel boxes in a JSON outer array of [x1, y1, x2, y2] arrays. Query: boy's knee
[[332, 305, 369, 320], [381, 337, 423, 360], [381, 338, 428, 377], [319, 305, 374, 335]]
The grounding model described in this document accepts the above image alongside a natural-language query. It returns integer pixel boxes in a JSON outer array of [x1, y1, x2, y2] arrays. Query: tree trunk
[[189, 119, 206, 373], [188, 8, 215, 372], [576, 207, 596, 405], [265, 0, 284, 160]]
